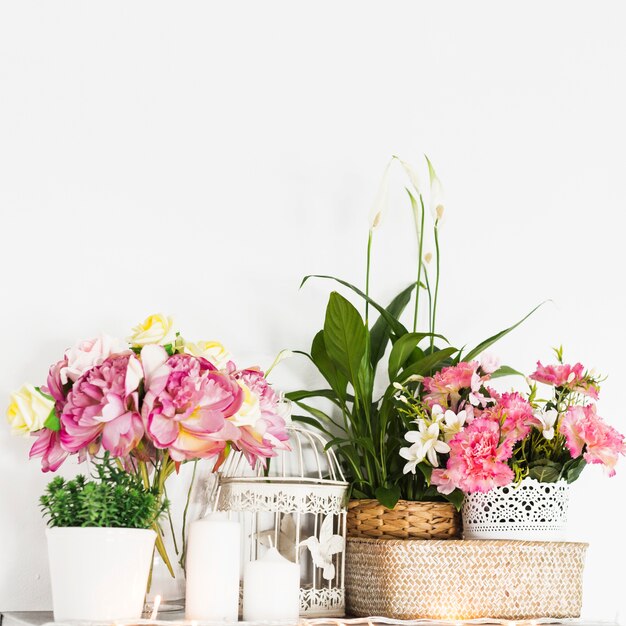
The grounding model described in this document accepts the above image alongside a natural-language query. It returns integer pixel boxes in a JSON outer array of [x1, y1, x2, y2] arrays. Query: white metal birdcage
[[214, 407, 348, 617]]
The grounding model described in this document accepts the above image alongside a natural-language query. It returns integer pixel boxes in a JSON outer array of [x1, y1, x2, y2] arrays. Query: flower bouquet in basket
[[7, 314, 290, 620], [404, 346, 626, 539], [287, 157, 540, 540]]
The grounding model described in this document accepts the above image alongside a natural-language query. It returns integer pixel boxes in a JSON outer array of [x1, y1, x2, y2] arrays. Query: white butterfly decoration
[[258, 514, 297, 562], [300, 515, 345, 581]]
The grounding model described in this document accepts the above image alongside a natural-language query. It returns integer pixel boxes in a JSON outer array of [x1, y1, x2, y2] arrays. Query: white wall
[[1, 0, 625, 618]]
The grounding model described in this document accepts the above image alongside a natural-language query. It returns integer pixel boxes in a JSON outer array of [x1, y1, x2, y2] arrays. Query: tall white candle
[[185, 514, 241, 622], [243, 546, 300, 622]]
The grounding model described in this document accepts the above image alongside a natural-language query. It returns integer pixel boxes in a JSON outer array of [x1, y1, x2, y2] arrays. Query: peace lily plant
[[288, 156, 539, 509]]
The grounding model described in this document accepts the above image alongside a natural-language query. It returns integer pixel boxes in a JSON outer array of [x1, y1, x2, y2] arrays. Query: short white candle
[[243, 545, 300, 621], [185, 514, 241, 622]]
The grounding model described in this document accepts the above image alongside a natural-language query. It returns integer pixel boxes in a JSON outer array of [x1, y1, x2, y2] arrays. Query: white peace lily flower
[[425, 155, 445, 226], [368, 159, 393, 231], [535, 409, 558, 440], [442, 409, 467, 441]]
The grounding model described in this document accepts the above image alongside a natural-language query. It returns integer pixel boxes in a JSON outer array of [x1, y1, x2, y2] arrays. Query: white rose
[[129, 314, 177, 347], [184, 340, 231, 368], [6, 384, 55, 436], [61, 333, 129, 383]]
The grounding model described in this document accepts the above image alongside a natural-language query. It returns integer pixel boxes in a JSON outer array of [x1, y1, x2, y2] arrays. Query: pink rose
[[60, 334, 129, 384]]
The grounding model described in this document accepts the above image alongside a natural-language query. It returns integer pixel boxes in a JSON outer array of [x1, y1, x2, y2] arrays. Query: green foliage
[[40, 458, 167, 529], [289, 158, 538, 510]]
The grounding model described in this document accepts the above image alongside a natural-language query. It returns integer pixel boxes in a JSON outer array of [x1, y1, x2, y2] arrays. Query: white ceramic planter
[[462, 478, 570, 541], [46, 527, 156, 621]]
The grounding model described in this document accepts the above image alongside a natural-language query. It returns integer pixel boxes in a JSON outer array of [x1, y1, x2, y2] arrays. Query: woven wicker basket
[[347, 499, 461, 539], [345, 537, 587, 620]]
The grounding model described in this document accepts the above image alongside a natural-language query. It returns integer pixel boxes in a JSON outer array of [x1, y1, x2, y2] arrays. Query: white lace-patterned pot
[[462, 478, 570, 541]]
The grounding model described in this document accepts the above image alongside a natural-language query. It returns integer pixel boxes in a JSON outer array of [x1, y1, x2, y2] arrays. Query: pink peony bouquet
[[7, 313, 290, 572], [397, 348, 625, 496]]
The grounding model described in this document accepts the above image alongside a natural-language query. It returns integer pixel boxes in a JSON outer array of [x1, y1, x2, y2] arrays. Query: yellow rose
[[129, 314, 177, 347], [184, 340, 231, 368], [6, 384, 55, 436]]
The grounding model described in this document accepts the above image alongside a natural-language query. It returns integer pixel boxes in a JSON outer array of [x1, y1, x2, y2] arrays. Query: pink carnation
[[559, 405, 626, 476], [530, 361, 599, 399], [494, 392, 536, 442], [423, 361, 481, 410], [438, 418, 514, 493], [142, 349, 243, 462], [60, 353, 144, 457], [29, 428, 69, 472]]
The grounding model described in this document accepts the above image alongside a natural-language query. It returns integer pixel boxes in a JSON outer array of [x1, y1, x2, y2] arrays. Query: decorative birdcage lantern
[[214, 409, 349, 617]]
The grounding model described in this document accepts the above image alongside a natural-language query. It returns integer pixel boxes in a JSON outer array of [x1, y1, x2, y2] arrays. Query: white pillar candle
[[185, 514, 241, 622], [243, 546, 300, 622]]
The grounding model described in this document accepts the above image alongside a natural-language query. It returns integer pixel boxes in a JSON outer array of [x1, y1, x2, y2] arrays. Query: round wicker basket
[[346, 498, 461, 540]]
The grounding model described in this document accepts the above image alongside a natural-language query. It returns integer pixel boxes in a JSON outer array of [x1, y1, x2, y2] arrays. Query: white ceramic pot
[[46, 527, 156, 621], [462, 477, 570, 541]]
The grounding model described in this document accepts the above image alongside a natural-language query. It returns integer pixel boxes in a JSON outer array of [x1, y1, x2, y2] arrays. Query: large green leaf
[[292, 415, 336, 439], [323, 292, 367, 387], [395, 346, 458, 382], [301, 274, 408, 337], [310, 330, 349, 401], [370, 283, 415, 369], [388, 332, 447, 380], [375, 485, 402, 509], [463, 302, 546, 361], [490, 365, 525, 379], [285, 389, 342, 403]]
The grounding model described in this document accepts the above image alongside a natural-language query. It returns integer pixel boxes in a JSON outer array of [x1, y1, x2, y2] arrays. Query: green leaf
[[528, 464, 561, 482], [310, 331, 349, 400], [375, 485, 402, 510], [395, 346, 458, 382], [562, 456, 587, 483], [301, 274, 408, 337], [417, 462, 433, 482], [292, 415, 336, 439], [444, 488, 465, 511], [370, 283, 415, 369], [323, 292, 367, 386], [285, 389, 339, 403], [388, 332, 447, 380], [290, 401, 337, 426], [463, 302, 547, 361], [491, 365, 525, 379], [44, 409, 60, 432]]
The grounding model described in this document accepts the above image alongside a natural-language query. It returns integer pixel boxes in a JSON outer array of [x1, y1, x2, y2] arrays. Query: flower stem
[[413, 195, 426, 332], [179, 460, 198, 572], [430, 223, 441, 352], [365, 229, 373, 327]]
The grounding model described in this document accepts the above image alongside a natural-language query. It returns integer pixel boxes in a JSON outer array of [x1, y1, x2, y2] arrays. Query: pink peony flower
[[43, 358, 69, 416], [530, 361, 599, 399], [29, 428, 69, 472], [236, 368, 290, 452], [142, 348, 244, 462], [60, 353, 144, 457], [559, 405, 626, 476], [438, 418, 514, 494], [423, 361, 482, 410]]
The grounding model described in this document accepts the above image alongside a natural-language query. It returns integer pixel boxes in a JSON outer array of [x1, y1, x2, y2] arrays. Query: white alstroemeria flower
[[430, 404, 445, 423], [399, 442, 425, 475], [392, 382, 404, 391], [535, 409, 558, 440], [403, 422, 450, 468], [442, 409, 467, 441]]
